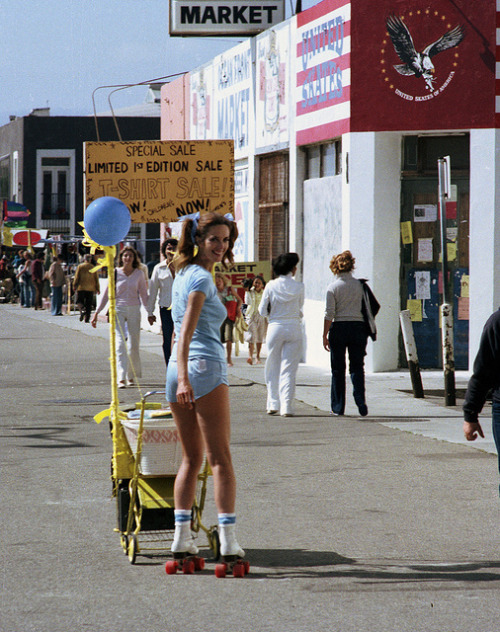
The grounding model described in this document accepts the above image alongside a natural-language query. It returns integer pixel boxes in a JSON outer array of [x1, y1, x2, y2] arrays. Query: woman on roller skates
[[166, 211, 245, 571]]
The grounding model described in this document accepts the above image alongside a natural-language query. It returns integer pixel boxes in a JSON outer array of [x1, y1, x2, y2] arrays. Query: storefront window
[[41, 157, 70, 219], [0, 155, 10, 200], [305, 140, 341, 179]]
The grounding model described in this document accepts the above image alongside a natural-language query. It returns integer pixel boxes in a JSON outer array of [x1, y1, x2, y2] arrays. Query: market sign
[[84, 140, 234, 223], [170, 0, 285, 36]]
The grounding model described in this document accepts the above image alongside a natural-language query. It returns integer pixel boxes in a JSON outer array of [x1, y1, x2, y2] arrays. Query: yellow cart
[[87, 245, 218, 566], [118, 390, 220, 565]]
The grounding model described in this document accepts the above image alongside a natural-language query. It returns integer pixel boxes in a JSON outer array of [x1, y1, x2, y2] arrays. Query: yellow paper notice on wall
[[401, 221, 413, 245], [407, 299, 422, 322], [447, 242, 457, 262], [461, 275, 470, 297]]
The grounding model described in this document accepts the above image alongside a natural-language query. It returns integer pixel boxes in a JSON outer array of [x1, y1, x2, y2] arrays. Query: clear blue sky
[[1, 0, 315, 127]]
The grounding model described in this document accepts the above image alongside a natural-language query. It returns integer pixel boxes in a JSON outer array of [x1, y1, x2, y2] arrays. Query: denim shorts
[[166, 358, 228, 403]]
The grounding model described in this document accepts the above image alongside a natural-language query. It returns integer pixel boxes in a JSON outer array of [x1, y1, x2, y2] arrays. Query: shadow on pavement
[[2, 425, 93, 449], [244, 549, 500, 583]]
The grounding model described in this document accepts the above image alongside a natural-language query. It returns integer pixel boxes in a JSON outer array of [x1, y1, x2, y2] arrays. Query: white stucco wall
[[302, 174, 343, 369], [343, 132, 402, 371], [469, 128, 500, 366], [303, 175, 343, 300], [301, 132, 402, 372]]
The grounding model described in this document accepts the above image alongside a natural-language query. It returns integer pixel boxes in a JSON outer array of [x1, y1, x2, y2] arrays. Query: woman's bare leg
[[170, 402, 205, 510], [170, 384, 235, 513], [195, 384, 236, 513]]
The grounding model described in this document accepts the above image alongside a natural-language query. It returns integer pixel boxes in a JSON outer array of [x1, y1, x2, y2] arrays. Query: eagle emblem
[[386, 15, 465, 91]]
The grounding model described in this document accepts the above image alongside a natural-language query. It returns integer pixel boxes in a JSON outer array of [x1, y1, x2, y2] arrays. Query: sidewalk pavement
[[3, 302, 500, 632], [9, 303, 496, 458]]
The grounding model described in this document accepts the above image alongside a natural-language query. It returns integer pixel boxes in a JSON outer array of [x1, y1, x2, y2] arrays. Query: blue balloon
[[84, 197, 131, 246]]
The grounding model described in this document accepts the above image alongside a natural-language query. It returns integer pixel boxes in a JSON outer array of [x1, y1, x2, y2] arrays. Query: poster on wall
[[417, 237, 433, 262], [233, 165, 250, 261], [255, 24, 289, 150], [351, 0, 496, 131], [190, 64, 213, 140], [457, 297, 469, 320], [415, 270, 431, 300], [84, 140, 234, 223], [213, 40, 254, 161], [214, 260, 272, 301], [295, 0, 351, 145], [407, 298, 423, 321], [414, 204, 437, 222], [400, 220, 412, 244]]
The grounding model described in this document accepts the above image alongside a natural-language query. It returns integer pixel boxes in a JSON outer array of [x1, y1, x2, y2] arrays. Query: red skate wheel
[[215, 563, 227, 578], [183, 559, 195, 574], [233, 561, 245, 578], [243, 560, 250, 574], [165, 560, 178, 575], [194, 556, 205, 571]]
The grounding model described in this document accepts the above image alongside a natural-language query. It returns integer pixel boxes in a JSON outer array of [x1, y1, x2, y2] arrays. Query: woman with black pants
[[322, 250, 369, 417]]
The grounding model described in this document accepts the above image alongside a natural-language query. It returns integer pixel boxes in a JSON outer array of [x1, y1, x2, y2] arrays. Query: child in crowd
[[215, 272, 242, 367], [244, 276, 267, 365]]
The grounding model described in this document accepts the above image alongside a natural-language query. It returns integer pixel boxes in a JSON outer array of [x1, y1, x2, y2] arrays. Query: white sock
[[218, 513, 245, 557], [172, 510, 198, 554]]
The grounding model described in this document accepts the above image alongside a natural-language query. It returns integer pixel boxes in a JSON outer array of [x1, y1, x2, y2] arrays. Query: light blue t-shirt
[[171, 264, 226, 362]]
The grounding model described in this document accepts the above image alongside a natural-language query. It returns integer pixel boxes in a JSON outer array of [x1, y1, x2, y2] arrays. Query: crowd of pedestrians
[[6, 228, 500, 565], [1, 248, 72, 315], [1, 240, 381, 420], [2, 229, 377, 567]]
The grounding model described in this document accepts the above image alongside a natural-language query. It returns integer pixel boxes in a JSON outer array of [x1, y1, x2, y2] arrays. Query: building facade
[[161, 0, 498, 372], [0, 110, 161, 260]]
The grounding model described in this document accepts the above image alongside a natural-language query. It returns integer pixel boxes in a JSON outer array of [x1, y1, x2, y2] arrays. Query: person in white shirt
[[91, 246, 148, 388], [259, 253, 304, 417], [244, 275, 267, 365], [147, 238, 178, 366], [136, 251, 149, 287]]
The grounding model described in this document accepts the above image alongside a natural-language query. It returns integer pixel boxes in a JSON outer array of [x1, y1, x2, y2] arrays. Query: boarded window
[[258, 153, 289, 262]]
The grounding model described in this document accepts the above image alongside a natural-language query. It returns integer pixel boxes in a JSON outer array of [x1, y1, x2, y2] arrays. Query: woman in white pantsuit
[[259, 253, 304, 417]]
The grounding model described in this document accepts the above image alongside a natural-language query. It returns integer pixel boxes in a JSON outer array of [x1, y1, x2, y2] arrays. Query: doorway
[[400, 135, 470, 369]]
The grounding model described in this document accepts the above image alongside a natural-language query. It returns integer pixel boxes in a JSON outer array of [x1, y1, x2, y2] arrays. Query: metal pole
[[441, 303, 456, 406], [399, 310, 424, 398], [438, 156, 456, 405]]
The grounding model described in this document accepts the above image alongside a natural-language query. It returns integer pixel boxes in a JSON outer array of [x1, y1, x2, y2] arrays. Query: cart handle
[[142, 389, 166, 400]]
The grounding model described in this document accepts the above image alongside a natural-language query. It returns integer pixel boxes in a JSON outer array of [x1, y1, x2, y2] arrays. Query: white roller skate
[[166, 523, 204, 575], [215, 524, 249, 578]]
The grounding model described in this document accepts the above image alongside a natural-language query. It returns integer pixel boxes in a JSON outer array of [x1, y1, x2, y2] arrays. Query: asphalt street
[[1, 304, 500, 632]]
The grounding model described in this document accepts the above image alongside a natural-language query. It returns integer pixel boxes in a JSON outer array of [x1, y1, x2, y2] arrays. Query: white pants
[[116, 305, 142, 382], [265, 322, 303, 415]]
